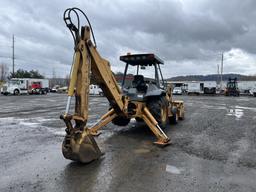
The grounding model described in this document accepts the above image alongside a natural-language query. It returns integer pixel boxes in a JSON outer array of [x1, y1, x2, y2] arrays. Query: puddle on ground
[[134, 148, 151, 154], [226, 108, 244, 120], [166, 165, 183, 174], [235, 105, 256, 112]]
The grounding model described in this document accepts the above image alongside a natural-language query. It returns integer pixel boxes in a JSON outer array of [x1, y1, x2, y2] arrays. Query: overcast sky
[[0, 0, 256, 78]]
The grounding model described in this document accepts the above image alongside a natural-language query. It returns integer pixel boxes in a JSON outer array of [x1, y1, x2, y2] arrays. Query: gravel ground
[[0, 93, 256, 192]]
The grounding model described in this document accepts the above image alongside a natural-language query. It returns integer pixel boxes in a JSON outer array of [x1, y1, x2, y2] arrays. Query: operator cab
[[120, 53, 167, 101]]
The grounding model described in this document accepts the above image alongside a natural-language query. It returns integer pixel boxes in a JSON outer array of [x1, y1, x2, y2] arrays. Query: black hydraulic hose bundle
[[63, 7, 98, 82], [63, 7, 97, 48]]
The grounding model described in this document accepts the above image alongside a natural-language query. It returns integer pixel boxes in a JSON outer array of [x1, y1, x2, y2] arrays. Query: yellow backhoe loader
[[60, 7, 185, 163]]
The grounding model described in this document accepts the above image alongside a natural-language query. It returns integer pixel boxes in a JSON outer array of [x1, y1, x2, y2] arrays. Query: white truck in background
[[203, 81, 217, 94], [172, 87, 182, 95], [187, 82, 201, 95], [1, 78, 49, 95], [89, 84, 103, 96], [238, 81, 256, 94]]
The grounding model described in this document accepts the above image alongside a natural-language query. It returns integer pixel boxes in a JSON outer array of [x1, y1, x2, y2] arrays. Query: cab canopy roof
[[120, 53, 164, 66]]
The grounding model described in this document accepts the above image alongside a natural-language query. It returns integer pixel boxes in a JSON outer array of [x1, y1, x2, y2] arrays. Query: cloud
[[0, 0, 255, 78]]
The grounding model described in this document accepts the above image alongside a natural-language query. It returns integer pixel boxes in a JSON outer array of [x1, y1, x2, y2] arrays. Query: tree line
[[0, 64, 44, 82], [10, 69, 44, 79]]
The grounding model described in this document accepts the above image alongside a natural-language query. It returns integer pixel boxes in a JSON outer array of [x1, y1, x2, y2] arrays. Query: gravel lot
[[0, 93, 256, 192]]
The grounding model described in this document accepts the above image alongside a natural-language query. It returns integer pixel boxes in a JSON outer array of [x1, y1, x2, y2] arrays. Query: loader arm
[[61, 8, 170, 163]]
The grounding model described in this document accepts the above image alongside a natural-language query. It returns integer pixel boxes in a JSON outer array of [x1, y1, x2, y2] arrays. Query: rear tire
[[147, 97, 168, 129]]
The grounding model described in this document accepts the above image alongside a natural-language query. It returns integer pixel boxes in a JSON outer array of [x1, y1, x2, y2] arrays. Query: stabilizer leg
[[142, 107, 171, 146], [89, 109, 117, 136]]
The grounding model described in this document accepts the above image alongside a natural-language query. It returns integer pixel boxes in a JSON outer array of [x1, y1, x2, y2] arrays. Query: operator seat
[[132, 75, 147, 93]]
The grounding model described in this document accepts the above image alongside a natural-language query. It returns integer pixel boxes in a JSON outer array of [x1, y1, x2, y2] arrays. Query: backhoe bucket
[[62, 129, 102, 163]]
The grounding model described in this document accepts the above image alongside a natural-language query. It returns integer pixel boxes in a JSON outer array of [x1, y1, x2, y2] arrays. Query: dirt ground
[[0, 93, 256, 192]]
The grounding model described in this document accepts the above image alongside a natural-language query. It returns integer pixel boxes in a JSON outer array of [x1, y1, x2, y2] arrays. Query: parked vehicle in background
[[187, 82, 201, 95], [57, 86, 68, 93], [203, 81, 217, 94], [1, 78, 49, 95], [50, 85, 60, 93], [238, 81, 256, 94], [89, 84, 103, 96], [249, 88, 256, 97], [172, 87, 182, 95], [0, 81, 4, 94]]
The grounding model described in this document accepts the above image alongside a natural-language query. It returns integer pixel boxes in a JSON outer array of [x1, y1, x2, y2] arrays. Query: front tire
[[14, 89, 20, 95]]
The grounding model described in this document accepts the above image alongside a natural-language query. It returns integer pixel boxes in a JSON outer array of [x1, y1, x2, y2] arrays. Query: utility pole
[[12, 34, 15, 77], [220, 52, 224, 90], [217, 64, 220, 84]]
